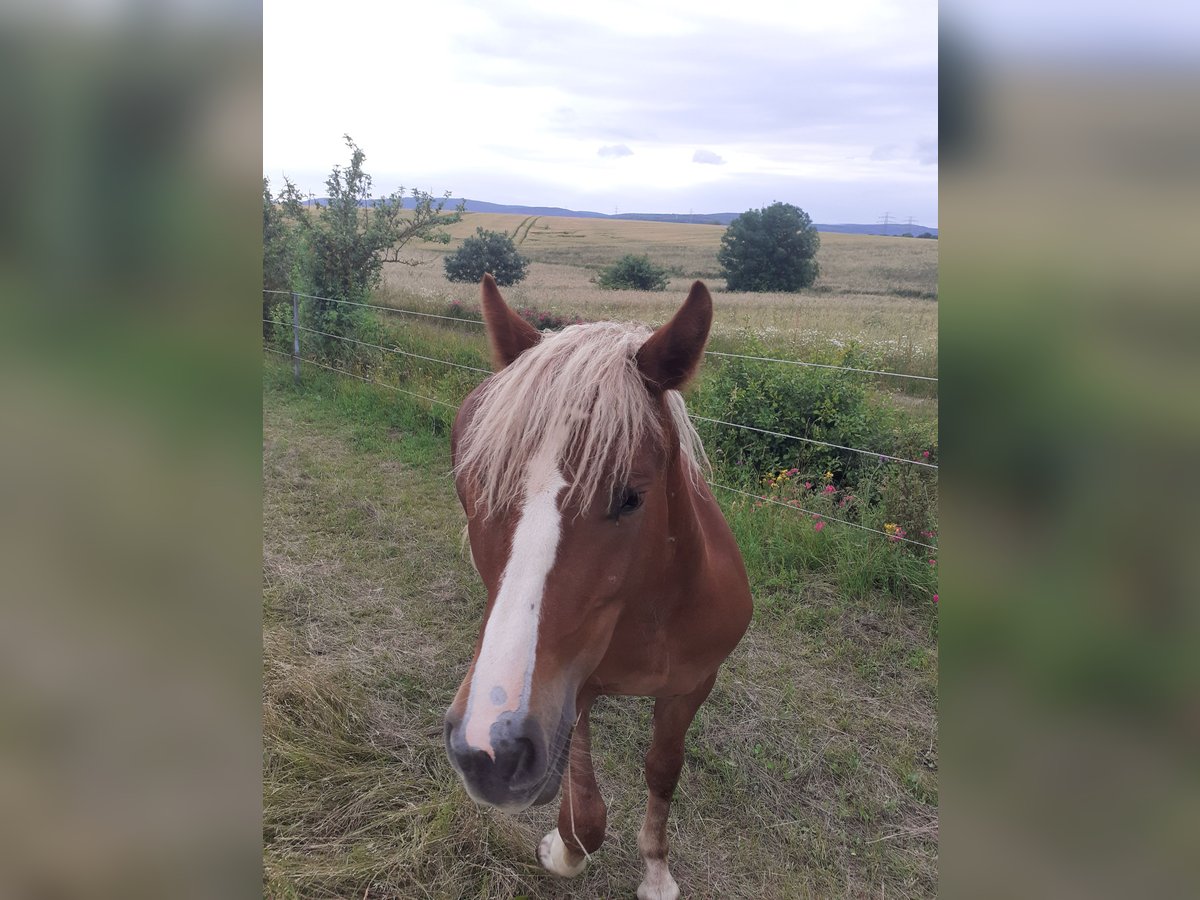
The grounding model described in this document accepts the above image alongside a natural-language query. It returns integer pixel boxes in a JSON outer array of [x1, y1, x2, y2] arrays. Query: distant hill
[[299, 196, 937, 236]]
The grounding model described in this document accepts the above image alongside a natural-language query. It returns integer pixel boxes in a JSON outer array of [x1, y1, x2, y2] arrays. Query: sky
[[264, 0, 938, 226]]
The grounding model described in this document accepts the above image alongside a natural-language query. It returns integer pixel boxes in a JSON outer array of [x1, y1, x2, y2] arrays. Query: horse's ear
[[480, 273, 540, 370], [636, 280, 713, 392]]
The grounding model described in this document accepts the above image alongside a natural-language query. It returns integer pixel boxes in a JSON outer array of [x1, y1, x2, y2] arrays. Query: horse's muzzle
[[444, 709, 565, 811]]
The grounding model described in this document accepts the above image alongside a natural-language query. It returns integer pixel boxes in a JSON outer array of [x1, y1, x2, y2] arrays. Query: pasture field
[[375, 214, 938, 385], [263, 215, 938, 897], [262, 363, 938, 899]]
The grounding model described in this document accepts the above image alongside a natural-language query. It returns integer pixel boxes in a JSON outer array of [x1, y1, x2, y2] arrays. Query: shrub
[[596, 254, 670, 291], [272, 135, 461, 349], [693, 353, 873, 482], [262, 177, 300, 337], [717, 202, 820, 291], [444, 228, 529, 286]]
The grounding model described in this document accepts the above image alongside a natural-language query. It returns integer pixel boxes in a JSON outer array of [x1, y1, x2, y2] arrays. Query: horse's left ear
[[480, 273, 541, 370], [636, 280, 713, 392]]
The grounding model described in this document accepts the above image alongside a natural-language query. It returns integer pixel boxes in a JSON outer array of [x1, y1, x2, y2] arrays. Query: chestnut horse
[[444, 275, 752, 899]]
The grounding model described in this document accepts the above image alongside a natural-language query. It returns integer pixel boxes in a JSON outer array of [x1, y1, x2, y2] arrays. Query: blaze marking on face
[[462, 444, 567, 755]]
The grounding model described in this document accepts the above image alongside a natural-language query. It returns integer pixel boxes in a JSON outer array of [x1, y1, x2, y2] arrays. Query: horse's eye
[[620, 491, 643, 514]]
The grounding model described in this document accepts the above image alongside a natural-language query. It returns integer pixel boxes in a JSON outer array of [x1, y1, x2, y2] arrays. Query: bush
[[717, 202, 820, 291], [272, 135, 461, 349], [596, 254, 670, 291], [444, 228, 529, 286], [693, 354, 873, 482]]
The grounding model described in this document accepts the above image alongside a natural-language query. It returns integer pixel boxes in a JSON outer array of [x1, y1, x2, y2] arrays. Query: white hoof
[[537, 828, 587, 878], [637, 858, 679, 900]]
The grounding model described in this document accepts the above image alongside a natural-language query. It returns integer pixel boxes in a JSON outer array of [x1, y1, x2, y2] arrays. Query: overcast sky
[[264, 0, 938, 225]]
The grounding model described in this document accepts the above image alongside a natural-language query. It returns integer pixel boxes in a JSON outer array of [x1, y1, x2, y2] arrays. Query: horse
[[444, 274, 753, 899]]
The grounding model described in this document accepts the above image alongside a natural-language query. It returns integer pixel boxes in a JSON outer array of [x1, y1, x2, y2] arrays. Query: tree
[[274, 135, 462, 338], [443, 228, 529, 286], [596, 254, 670, 291], [717, 202, 820, 292], [262, 177, 297, 338]]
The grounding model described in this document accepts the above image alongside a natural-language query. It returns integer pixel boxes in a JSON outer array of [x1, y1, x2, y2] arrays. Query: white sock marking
[[539, 828, 588, 878], [638, 859, 679, 900], [463, 446, 566, 754]]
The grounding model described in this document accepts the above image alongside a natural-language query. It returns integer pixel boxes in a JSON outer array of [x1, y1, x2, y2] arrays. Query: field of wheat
[[375, 213, 938, 380]]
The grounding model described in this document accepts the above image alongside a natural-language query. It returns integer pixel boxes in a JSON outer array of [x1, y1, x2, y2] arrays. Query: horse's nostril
[[493, 736, 536, 783]]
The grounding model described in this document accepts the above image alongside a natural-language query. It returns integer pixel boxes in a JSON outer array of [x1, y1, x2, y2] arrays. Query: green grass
[[262, 359, 938, 899]]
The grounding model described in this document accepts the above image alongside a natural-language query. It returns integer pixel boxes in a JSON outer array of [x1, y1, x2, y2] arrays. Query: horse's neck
[[661, 449, 708, 570]]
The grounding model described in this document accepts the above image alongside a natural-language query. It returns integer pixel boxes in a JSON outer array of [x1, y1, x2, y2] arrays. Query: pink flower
[[804, 482, 812, 490], [823, 484, 836, 494], [922, 450, 931, 459], [929, 559, 936, 566], [813, 520, 826, 532], [788, 468, 799, 475], [932, 594, 939, 603]]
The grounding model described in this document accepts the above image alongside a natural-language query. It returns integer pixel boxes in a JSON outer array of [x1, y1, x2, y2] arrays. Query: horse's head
[[443, 274, 712, 811]]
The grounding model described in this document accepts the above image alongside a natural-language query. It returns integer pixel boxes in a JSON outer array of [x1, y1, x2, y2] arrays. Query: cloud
[[916, 137, 938, 165], [693, 149, 725, 165], [871, 144, 900, 160], [598, 144, 633, 158]]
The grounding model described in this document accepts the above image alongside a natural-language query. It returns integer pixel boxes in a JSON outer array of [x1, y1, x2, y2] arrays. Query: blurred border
[[2, 1, 1198, 896], [941, 6, 1199, 896], [0, 3, 263, 898]]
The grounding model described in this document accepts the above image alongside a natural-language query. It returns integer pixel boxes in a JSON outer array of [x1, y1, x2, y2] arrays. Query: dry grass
[[262, 363, 938, 899], [377, 214, 938, 380]]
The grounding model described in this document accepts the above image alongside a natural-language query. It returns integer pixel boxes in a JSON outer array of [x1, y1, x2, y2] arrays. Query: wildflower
[[813, 521, 826, 533], [823, 484, 836, 494], [922, 450, 931, 459], [823, 470, 834, 481], [883, 523, 898, 534], [788, 468, 799, 476], [929, 559, 936, 566], [804, 482, 812, 490], [932, 594, 939, 603]]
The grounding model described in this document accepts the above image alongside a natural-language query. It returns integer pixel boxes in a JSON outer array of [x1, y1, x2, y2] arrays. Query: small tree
[[443, 228, 529, 286], [275, 135, 462, 343], [717, 202, 820, 292], [262, 177, 297, 338], [597, 254, 670, 291]]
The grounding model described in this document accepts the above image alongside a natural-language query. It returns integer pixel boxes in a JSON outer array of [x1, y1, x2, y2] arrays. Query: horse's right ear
[[636, 280, 713, 392], [480, 273, 540, 370]]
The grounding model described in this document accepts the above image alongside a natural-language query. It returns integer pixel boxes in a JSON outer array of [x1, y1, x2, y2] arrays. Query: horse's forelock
[[455, 322, 705, 517]]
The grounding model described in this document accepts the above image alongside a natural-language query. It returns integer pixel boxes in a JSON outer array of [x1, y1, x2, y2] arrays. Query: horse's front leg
[[537, 694, 606, 878], [637, 674, 717, 900]]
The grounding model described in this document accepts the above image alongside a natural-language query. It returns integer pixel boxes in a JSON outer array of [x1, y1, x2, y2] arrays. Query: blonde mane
[[455, 322, 707, 517]]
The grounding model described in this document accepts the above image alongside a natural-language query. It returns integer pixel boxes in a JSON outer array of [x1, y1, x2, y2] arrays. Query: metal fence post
[[291, 291, 301, 384]]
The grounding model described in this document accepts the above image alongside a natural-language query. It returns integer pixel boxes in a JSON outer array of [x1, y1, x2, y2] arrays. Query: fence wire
[[689, 414, 937, 470], [263, 346, 458, 409], [263, 288, 937, 383], [706, 482, 939, 552], [264, 344, 937, 554], [262, 318, 490, 373], [265, 312, 935, 471]]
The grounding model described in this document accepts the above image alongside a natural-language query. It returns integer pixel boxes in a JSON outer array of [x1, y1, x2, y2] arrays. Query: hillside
[[298, 196, 938, 236]]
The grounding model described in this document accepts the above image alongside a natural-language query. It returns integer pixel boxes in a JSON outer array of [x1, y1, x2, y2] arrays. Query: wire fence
[[262, 288, 937, 384], [263, 288, 938, 553]]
